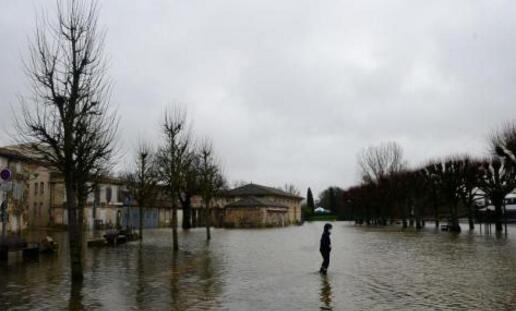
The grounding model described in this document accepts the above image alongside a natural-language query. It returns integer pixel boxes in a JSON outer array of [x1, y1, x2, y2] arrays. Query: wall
[[224, 207, 265, 228], [226, 195, 302, 224], [0, 156, 37, 233], [27, 166, 51, 228]]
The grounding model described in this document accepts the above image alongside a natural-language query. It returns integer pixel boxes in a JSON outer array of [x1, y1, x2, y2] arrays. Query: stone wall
[[224, 207, 288, 228]]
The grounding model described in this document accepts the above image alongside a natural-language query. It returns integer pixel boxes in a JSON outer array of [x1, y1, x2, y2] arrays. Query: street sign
[[0, 169, 12, 182]]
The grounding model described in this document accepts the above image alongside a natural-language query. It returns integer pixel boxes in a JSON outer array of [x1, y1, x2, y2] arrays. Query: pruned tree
[[491, 121, 516, 161], [421, 161, 444, 228], [477, 123, 516, 233], [455, 157, 482, 230], [477, 158, 516, 233], [124, 142, 158, 240], [156, 109, 190, 251], [17, 0, 117, 281], [198, 139, 225, 240], [424, 158, 464, 232], [178, 149, 199, 230]]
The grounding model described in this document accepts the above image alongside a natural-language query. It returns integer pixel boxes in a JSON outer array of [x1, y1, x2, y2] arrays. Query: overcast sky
[[2, 1, 516, 197]]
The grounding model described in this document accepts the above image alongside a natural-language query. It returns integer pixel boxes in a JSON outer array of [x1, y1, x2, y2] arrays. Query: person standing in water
[[319, 223, 332, 274]]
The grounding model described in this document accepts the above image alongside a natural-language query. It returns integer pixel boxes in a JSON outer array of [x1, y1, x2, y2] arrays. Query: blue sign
[[0, 169, 11, 182]]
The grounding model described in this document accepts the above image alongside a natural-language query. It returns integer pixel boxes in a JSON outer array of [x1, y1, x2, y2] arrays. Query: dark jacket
[[320, 231, 331, 253]]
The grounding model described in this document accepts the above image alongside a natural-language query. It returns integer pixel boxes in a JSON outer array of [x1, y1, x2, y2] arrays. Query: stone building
[[190, 183, 304, 228], [223, 183, 303, 227], [0, 145, 50, 233], [224, 196, 289, 227], [49, 174, 127, 229]]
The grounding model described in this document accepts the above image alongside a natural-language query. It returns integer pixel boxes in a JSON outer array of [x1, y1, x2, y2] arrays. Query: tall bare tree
[[358, 141, 406, 184], [156, 109, 190, 251], [124, 143, 158, 240], [18, 0, 116, 281], [198, 140, 225, 240]]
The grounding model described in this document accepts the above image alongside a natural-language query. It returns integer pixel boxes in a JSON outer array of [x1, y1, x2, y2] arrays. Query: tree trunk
[[205, 202, 211, 241], [468, 202, 474, 231], [433, 195, 439, 228], [401, 204, 408, 228], [494, 202, 503, 232], [449, 203, 461, 232], [172, 206, 178, 251], [139, 202, 144, 240], [182, 197, 192, 229], [66, 181, 83, 282]]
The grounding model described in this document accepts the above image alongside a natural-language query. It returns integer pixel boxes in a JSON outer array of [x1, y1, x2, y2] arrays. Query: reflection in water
[[170, 251, 180, 311], [320, 275, 333, 310], [1, 224, 516, 310], [136, 243, 145, 309], [69, 280, 85, 311]]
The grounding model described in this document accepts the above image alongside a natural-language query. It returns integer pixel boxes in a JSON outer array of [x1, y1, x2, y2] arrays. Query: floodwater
[[1, 222, 516, 311]]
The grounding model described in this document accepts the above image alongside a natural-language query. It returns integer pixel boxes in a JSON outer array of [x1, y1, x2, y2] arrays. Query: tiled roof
[[0, 144, 45, 164], [226, 183, 303, 200], [225, 196, 288, 209]]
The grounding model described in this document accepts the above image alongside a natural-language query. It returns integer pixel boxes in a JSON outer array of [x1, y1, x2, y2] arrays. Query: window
[[94, 187, 101, 203], [106, 186, 112, 203], [40, 182, 44, 195], [34, 183, 38, 195]]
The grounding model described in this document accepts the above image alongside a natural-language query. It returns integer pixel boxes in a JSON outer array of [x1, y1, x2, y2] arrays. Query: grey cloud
[[2, 0, 516, 196]]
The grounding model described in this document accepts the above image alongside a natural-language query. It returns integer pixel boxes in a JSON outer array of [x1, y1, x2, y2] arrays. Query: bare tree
[[455, 157, 482, 230], [490, 121, 516, 160], [423, 158, 464, 232], [479, 124, 516, 233], [422, 161, 443, 228], [178, 149, 199, 230], [358, 142, 406, 184], [282, 183, 301, 196], [156, 109, 190, 251], [124, 142, 158, 240], [17, 0, 116, 281], [198, 139, 225, 240], [477, 158, 516, 233]]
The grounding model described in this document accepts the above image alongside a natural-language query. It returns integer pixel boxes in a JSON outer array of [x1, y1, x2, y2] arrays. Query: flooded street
[[1, 222, 516, 310]]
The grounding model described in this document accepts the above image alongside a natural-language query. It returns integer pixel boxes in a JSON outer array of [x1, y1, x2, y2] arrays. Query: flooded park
[[0, 222, 515, 310]]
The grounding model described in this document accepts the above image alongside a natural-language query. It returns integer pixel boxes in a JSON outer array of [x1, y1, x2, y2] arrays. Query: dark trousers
[[320, 250, 330, 270]]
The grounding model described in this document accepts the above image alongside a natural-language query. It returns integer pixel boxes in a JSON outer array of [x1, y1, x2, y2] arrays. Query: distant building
[[190, 183, 304, 228], [0, 144, 302, 231], [314, 207, 330, 214]]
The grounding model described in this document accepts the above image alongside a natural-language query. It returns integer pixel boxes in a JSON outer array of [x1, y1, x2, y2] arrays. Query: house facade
[[0, 145, 50, 233], [189, 183, 304, 228]]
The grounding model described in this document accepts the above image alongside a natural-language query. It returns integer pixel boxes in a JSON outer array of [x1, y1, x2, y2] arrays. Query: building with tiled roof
[[219, 183, 303, 228]]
